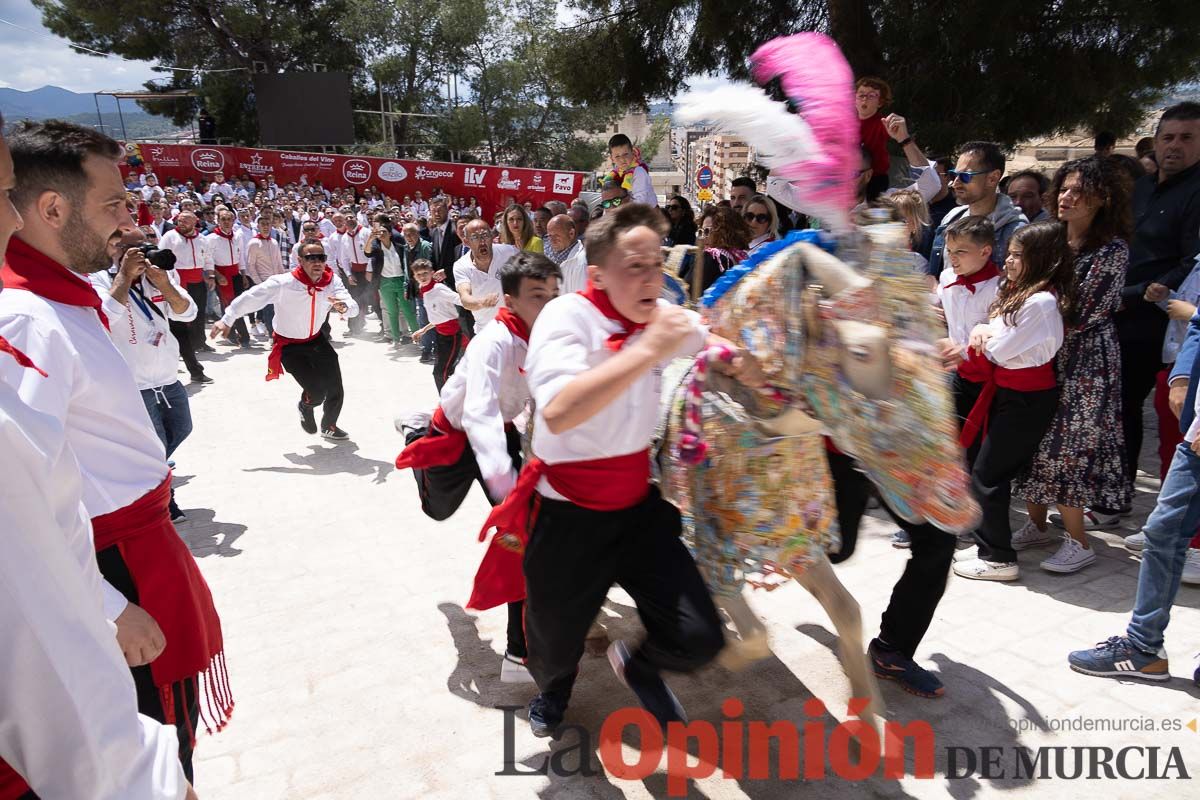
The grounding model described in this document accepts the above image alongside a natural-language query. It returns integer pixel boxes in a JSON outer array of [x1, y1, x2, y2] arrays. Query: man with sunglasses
[[926, 141, 1027, 279], [212, 241, 357, 441]]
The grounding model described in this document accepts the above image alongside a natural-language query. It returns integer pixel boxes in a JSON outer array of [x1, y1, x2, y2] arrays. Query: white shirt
[[207, 228, 247, 270], [0, 288, 170, 522], [139, 183, 163, 203], [421, 283, 463, 327], [343, 226, 372, 270], [748, 233, 775, 253], [440, 319, 529, 495], [0, 364, 187, 800], [527, 294, 706, 499], [558, 242, 588, 295], [220, 271, 358, 340], [628, 165, 657, 206], [159, 229, 213, 276], [318, 218, 337, 239], [378, 244, 403, 279], [982, 292, 1064, 369], [90, 268, 198, 390], [324, 231, 348, 275], [412, 200, 430, 218], [453, 244, 518, 333], [936, 267, 1001, 347]]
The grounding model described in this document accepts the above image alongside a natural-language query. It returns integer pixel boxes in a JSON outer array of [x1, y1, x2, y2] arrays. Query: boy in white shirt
[[411, 259, 466, 391], [472, 203, 764, 737]]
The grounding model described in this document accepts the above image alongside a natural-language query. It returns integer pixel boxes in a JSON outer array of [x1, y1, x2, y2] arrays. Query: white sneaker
[[954, 544, 979, 562], [255, 322, 268, 337], [1011, 520, 1057, 550], [1040, 536, 1096, 574], [394, 410, 432, 436], [953, 558, 1019, 581], [1124, 531, 1147, 552], [1051, 508, 1122, 531], [1182, 549, 1200, 586], [500, 651, 536, 683]]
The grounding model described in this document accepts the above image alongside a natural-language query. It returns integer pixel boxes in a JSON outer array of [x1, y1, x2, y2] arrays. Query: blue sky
[[0, 1, 162, 93]]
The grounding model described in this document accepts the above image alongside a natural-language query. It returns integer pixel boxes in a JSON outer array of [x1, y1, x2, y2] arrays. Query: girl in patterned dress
[[1013, 156, 1135, 573]]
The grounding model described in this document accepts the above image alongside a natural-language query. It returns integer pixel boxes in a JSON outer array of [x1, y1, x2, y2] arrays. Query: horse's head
[[706, 226, 979, 534]]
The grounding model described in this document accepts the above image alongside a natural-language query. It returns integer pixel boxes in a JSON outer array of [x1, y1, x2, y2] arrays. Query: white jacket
[[220, 271, 358, 339], [90, 268, 197, 390]]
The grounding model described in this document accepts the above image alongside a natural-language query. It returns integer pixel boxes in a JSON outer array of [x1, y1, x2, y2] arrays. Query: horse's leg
[[793, 552, 886, 727], [715, 590, 773, 670]]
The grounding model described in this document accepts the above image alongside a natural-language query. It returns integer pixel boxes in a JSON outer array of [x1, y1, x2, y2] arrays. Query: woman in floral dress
[[1014, 156, 1134, 573]]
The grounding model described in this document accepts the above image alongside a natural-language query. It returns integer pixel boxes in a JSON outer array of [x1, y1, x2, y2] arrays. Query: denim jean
[[415, 295, 435, 356], [140, 380, 193, 459], [1126, 440, 1200, 653], [259, 302, 275, 334]]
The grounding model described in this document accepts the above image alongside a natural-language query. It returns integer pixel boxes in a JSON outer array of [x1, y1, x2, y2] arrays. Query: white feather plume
[[674, 83, 817, 168]]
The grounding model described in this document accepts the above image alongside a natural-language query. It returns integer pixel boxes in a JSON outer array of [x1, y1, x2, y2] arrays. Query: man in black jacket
[[427, 196, 473, 338], [1119, 102, 1200, 506]]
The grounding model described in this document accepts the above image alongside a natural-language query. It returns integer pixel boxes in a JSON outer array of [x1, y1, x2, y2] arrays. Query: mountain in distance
[[0, 85, 185, 139]]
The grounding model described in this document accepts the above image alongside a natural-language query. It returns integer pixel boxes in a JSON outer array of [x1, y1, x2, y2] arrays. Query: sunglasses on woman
[[744, 212, 770, 224]]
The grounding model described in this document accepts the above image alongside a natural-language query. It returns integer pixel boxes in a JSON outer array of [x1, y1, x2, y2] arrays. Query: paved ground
[[175, 317, 1200, 799]]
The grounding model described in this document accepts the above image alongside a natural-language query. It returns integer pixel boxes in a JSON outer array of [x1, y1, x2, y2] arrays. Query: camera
[[136, 244, 177, 271]]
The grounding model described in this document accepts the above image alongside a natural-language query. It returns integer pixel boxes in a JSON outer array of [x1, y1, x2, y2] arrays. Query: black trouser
[[523, 487, 724, 703], [346, 271, 373, 334], [170, 319, 205, 377], [184, 281, 208, 349], [970, 386, 1060, 563], [280, 331, 344, 429], [433, 330, 464, 393], [1119, 336, 1163, 496], [95, 544, 201, 783], [227, 274, 250, 343], [404, 424, 527, 655], [825, 449, 957, 659], [953, 373, 985, 468]]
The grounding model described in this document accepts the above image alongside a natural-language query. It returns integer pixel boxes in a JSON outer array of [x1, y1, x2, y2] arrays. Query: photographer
[[91, 228, 197, 522]]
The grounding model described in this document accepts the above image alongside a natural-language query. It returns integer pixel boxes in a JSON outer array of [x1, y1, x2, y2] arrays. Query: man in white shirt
[[204, 172, 233, 203], [92, 228, 198, 522], [545, 214, 586, 294], [454, 218, 519, 335], [213, 240, 358, 441], [0, 119, 230, 785], [206, 207, 252, 346], [338, 212, 376, 337], [159, 211, 217, 362], [411, 190, 430, 219]]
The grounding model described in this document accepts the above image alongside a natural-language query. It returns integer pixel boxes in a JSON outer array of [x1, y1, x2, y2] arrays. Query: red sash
[[956, 347, 993, 383], [91, 475, 232, 739], [394, 407, 469, 469], [266, 331, 321, 381], [215, 263, 239, 306], [959, 361, 1056, 448], [1, 237, 110, 331], [467, 450, 651, 610], [421, 280, 461, 335]]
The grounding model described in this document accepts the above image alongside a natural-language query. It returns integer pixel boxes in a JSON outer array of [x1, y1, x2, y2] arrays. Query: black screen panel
[[253, 72, 354, 146]]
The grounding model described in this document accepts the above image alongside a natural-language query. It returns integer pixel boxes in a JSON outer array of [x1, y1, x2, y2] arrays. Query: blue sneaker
[[869, 641, 944, 697], [890, 530, 911, 549], [528, 692, 566, 738], [1067, 636, 1170, 682], [608, 641, 687, 729]]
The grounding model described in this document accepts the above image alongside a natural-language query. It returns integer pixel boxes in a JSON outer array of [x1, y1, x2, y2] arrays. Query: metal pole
[[115, 97, 128, 141], [93, 93, 103, 131], [378, 79, 387, 147]]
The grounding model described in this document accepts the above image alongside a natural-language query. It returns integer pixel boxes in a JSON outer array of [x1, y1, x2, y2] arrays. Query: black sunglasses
[[744, 212, 770, 224], [302, 253, 328, 262]]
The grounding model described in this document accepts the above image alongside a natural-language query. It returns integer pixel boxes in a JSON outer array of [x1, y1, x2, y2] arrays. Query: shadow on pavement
[[174, 507, 247, 558], [243, 443, 394, 484]]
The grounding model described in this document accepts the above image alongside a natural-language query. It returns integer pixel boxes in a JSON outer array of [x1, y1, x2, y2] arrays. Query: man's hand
[[1192, 436, 1200, 458], [1144, 283, 1169, 303], [365, 272, 374, 283], [209, 321, 230, 340], [479, 292, 499, 308], [215, 273, 228, 287], [330, 298, 349, 314], [635, 304, 693, 361], [144, 266, 171, 290], [967, 324, 994, 355], [883, 113, 910, 142], [119, 246, 148, 281], [433, 269, 446, 283], [939, 339, 966, 372], [204, 275, 216, 289], [114, 602, 166, 667], [411, 329, 425, 343], [1167, 299, 1196, 322], [1170, 379, 1189, 419]]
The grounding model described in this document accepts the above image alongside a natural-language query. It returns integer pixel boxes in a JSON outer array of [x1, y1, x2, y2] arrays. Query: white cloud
[[0, 1, 161, 92]]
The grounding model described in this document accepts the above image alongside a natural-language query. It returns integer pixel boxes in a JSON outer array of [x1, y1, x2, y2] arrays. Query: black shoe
[[321, 426, 350, 441], [190, 372, 213, 384], [298, 401, 317, 434], [528, 693, 567, 738], [198, 343, 216, 353], [419, 353, 434, 364], [169, 500, 187, 523], [607, 641, 687, 729]]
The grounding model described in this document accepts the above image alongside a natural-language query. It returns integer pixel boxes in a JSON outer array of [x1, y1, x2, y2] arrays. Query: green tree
[[552, 0, 1200, 154]]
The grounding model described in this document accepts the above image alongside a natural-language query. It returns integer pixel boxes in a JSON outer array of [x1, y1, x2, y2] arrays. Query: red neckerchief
[[944, 261, 1001, 294], [213, 227, 234, 239], [255, 233, 272, 240], [181, 229, 199, 240], [579, 279, 645, 351], [291, 265, 333, 294], [494, 307, 530, 342], [1, 237, 110, 331], [419, 279, 438, 297], [0, 334, 47, 377]]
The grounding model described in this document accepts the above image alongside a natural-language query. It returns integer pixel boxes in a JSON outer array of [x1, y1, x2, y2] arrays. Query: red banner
[[121, 143, 586, 218]]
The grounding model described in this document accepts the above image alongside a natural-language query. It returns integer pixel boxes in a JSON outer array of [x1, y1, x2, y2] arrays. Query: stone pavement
[[175, 318, 1200, 799]]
